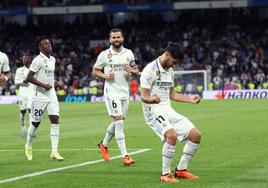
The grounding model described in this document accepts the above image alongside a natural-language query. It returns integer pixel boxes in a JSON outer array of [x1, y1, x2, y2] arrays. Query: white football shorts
[[144, 106, 195, 142], [31, 97, 59, 122], [105, 97, 129, 117]]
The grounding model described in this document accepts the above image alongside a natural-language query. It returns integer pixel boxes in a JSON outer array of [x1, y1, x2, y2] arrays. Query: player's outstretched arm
[[170, 88, 201, 104], [26, 70, 52, 91], [141, 88, 161, 104]]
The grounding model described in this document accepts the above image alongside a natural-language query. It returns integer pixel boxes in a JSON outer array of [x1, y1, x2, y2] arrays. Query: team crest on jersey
[[44, 59, 48, 64], [107, 54, 112, 62]]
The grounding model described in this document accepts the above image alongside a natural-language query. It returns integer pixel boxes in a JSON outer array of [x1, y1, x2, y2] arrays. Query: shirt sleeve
[[14, 69, 23, 85], [2, 53, 10, 72], [94, 52, 106, 70], [128, 51, 136, 67], [140, 67, 154, 89], [30, 58, 42, 73]]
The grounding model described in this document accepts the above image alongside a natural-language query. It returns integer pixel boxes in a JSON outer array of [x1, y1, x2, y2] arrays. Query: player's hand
[[151, 94, 161, 104], [123, 65, 132, 73], [190, 95, 201, 104], [43, 84, 52, 91], [105, 70, 115, 80], [54, 80, 64, 87], [0, 74, 7, 82]]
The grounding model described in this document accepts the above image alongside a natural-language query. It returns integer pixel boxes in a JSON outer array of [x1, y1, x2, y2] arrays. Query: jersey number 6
[[112, 100, 117, 108]]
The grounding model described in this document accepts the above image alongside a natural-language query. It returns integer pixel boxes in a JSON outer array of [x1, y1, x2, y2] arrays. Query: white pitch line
[[0, 148, 151, 184], [0, 148, 144, 152]]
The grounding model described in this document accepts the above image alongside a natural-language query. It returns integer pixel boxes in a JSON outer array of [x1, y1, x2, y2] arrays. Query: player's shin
[[162, 142, 176, 175], [50, 124, 59, 152], [20, 112, 26, 136], [114, 120, 128, 157], [26, 123, 37, 147], [102, 122, 115, 147], [177, 141, 199, 170]]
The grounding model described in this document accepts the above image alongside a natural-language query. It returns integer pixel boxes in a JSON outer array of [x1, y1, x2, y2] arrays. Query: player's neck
[[112, 46, 123, 53], [41, 51, 50, 58]]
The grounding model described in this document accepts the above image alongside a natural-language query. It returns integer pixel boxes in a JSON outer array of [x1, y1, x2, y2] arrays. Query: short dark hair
[[22, 51, 32, 57], [35, 36, 49, 49], [165, 42, 183, 60], [109, 28, 123, 36]]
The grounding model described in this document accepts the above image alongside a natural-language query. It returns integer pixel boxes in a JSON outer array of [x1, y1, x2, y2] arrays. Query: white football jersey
[[30, 52, 57, 101], [94, 46, 136, 99], [0, 51, 10, 73], [140, 58, 174, 110], [15, 66, 34, 97]]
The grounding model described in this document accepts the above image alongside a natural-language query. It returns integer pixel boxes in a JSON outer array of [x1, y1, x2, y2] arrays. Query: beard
[[162, 60, 173, 69], [112, 41, 122, 49]]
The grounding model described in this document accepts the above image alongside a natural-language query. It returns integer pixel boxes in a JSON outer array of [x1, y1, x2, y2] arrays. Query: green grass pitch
[[0, 99, 268, 188]]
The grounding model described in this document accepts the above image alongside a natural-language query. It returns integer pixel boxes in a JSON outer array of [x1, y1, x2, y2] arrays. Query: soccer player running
[[93, 28, 139, 165], [140, 42, 202, 183], [15, 53, 34, 137], [24, 36, 63, 161], [0, 51, 10, 86]]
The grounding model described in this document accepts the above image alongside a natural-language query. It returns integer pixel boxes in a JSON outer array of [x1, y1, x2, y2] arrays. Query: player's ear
[[165, 51, 171, 59]]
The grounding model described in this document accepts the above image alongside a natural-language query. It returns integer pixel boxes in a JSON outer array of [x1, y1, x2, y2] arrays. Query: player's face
[[22, 55, 32, 68], [163, 54, 179, 69], [109, 32, 124, 49], [39, 39, 52, 54]]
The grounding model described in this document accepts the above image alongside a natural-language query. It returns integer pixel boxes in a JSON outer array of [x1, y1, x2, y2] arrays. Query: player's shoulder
[[123, 47, 134, 55], [16, 66, 23, 72], [143, 59, 158, 73], [32, 54, 42, 61], [98, 48, 110, 57], [50, 55, 56, 62], [0, 51, 8, 59]]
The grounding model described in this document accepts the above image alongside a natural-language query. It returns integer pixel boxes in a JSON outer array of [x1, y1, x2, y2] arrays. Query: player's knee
[[113, 115, 124, 121], [189, 128, 202, 143], [20, 110, 26, 115], [49, 115, 59, 124], [165, 129, 177, 145], [32, 121, 40, 128]]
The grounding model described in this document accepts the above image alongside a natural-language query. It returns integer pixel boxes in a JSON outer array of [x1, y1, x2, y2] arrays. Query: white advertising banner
[[203, 90, 268, 100], [0, 96, 19, 104]]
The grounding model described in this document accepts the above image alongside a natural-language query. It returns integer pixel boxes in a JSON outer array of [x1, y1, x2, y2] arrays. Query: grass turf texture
[[0, 99, 267, 188]]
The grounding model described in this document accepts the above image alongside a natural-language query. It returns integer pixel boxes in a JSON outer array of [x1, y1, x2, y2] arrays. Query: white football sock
[[114, 120, 128, 157], [26, 123, 36, 147], [177, 141, 199, 170], [20, 113, 25, 127], [50, 124, 60, 152], [162, 142, 176, 175], [102, 122, 115, 147]]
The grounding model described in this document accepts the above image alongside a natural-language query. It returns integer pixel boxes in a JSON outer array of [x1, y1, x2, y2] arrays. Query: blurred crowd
[[0, 9, 268, 96], [0, 0, 198, 7]]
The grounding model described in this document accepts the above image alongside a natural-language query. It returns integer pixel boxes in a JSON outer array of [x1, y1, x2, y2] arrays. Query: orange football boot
[[123, 155, 135, 166], [174, 168, 199, 180], [160, 173, 178, 183], [98, 141, 110, 161]]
